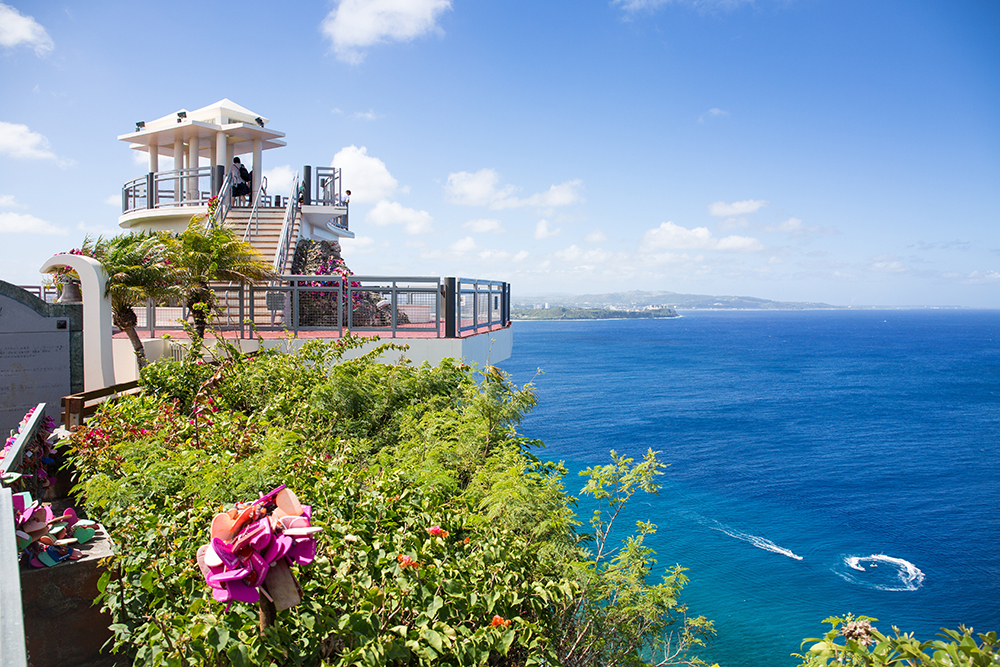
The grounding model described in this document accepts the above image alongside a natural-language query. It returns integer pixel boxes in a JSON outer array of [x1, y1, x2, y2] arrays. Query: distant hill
[[514, 290, 835, 310], [512, 307, 679, 320]]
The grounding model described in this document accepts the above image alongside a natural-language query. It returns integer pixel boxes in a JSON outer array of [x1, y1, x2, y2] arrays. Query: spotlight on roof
[[176, 111, 187, 123], [254, 117, 264, 127], [135, 121, 145, 131]]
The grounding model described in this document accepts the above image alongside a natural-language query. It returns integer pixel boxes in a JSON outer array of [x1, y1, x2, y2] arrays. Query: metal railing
[[0, 404, 46, 667], [212, 169, 236, 227], [123, 166, 216, 214], [128, 275, 510, 339], [17, 285, 58, 303], [242, 176, 269, 242], [1, 486, 27, 667], [1, 404, 47, 478], [301, 165, 348, 230], [273, 174, 300, 274], [456, 278, 510, 334]]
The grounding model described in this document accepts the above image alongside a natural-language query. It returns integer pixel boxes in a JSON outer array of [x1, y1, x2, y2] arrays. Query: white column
[[39, 255, 115, 390], [173, 136, 183, 203], [188, 136, 200, 201], [216, 131, 228, 193], [148, 141, 158, 173], [252, 138, 262, 200]]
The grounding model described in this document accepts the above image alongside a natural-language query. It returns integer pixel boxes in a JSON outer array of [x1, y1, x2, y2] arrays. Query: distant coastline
[[512, 307, 679, 320], [514, 289, 969, 311]]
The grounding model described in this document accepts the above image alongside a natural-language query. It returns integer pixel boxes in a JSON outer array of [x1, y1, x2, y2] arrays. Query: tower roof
[[118, 99, 286, 157]]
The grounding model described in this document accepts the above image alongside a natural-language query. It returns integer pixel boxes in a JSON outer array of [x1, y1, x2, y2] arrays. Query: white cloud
[[321, 0, 452, 65], [0, 3, 54, 56], [964, 270, 1000, 284], [263, 165, 295, 197], [340, 235, 376, 254], [513, 250, 529, 262], [333, 145, 399, 203], [641, 221, 762, 253], [445, 169, 514, 206], [762, 216, 830, 237], [0, 121, 62, 162], [699, 107, 729, 123], [445, 168, 584, 210], [0, 211, 67, 235], [555, 245, 613, 264], [366, 200, 432, 235], [868, 255, 908, 273], [708, 199, 768, 217], [449, 236, 478, 254], [715, 235, 764, 252], [104, 195, 119, 206], [75, 220, 122, 238], [0, 194, 24, 208], [534, 219, 561, 240], [463, 218, 503, 233], [517, 180, 585, 208], [614, 0, 753, 13], [352, 109, 381, 121], [477, 248, 512, 261], [584, 229, 606, 243]]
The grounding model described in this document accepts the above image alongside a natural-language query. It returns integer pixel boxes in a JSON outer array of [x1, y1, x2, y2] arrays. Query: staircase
[[215, 207, 300, 330], [225, 207, 299, 273]]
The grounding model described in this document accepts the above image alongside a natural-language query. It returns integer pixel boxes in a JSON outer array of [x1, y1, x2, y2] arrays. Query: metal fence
[[129, 275, 510, 339]]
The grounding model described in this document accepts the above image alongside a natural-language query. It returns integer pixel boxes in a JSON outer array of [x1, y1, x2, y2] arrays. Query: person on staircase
[[231, 157, 251, 199]]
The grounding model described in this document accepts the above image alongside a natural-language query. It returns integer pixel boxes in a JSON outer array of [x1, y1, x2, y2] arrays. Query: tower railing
[[122, 166, 215, 214]]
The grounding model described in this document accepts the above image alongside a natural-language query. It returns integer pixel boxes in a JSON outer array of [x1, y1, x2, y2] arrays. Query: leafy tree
[[172, 216, 276, 338], [556, 450, 717, 667], [83, 232, 181, 368]]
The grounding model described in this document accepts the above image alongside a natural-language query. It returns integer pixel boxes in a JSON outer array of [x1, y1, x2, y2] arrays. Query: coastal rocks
[[289, 240, 409, 328]]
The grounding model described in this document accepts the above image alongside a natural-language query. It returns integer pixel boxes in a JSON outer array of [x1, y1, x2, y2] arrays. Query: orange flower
[[490, 615, 510, 628], [397, 554, 420, 569], [428, 526, 449, 538]]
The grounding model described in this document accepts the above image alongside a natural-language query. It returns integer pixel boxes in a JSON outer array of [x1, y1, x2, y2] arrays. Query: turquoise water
[[499, 310, 1000, 666]]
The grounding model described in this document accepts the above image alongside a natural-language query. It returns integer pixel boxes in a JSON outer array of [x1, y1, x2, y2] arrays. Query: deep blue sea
[[498, 310, 999, 667]]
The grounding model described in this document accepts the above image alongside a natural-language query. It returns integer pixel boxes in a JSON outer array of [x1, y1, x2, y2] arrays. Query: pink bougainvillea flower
[[427, 526, 449, 538]]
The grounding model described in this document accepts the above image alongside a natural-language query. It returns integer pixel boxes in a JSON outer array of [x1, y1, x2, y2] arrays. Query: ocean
[[498, 310, 1000, 667]]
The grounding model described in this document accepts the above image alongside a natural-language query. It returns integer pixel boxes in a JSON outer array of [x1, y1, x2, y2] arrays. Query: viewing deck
[[119, 275, 510, 340]]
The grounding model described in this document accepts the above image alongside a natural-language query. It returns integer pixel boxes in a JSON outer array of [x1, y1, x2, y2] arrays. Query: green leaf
[[207, 626, 229, 652], [226, 643, 249, 667], [500, 629, 516, 654], [422, 628, 444, 653]]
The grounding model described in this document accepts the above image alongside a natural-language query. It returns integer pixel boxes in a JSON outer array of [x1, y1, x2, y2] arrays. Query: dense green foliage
[[796, 615, 999, 666], [173, 217, 276, 338], [66, 335, 713, 666]]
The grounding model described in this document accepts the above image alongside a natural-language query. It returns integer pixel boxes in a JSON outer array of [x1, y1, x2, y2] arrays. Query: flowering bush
[[66, 338, 715, 666]]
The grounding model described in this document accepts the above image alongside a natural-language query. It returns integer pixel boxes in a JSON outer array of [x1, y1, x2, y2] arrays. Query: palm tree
[[173, 216, 277, 338], [85, 232, 181, 368]]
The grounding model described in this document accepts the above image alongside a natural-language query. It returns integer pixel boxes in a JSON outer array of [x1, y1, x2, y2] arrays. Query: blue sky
[[1, 0, 997, 307]]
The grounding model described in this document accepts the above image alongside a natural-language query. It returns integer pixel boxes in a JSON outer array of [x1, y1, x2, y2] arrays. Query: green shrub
[[66, 336, 713, 666]]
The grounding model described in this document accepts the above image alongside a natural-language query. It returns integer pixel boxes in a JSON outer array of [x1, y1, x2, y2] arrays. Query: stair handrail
[[243, 176, 269, 243], [272, 173, 300, 275], [211, 169, 236, 229]]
